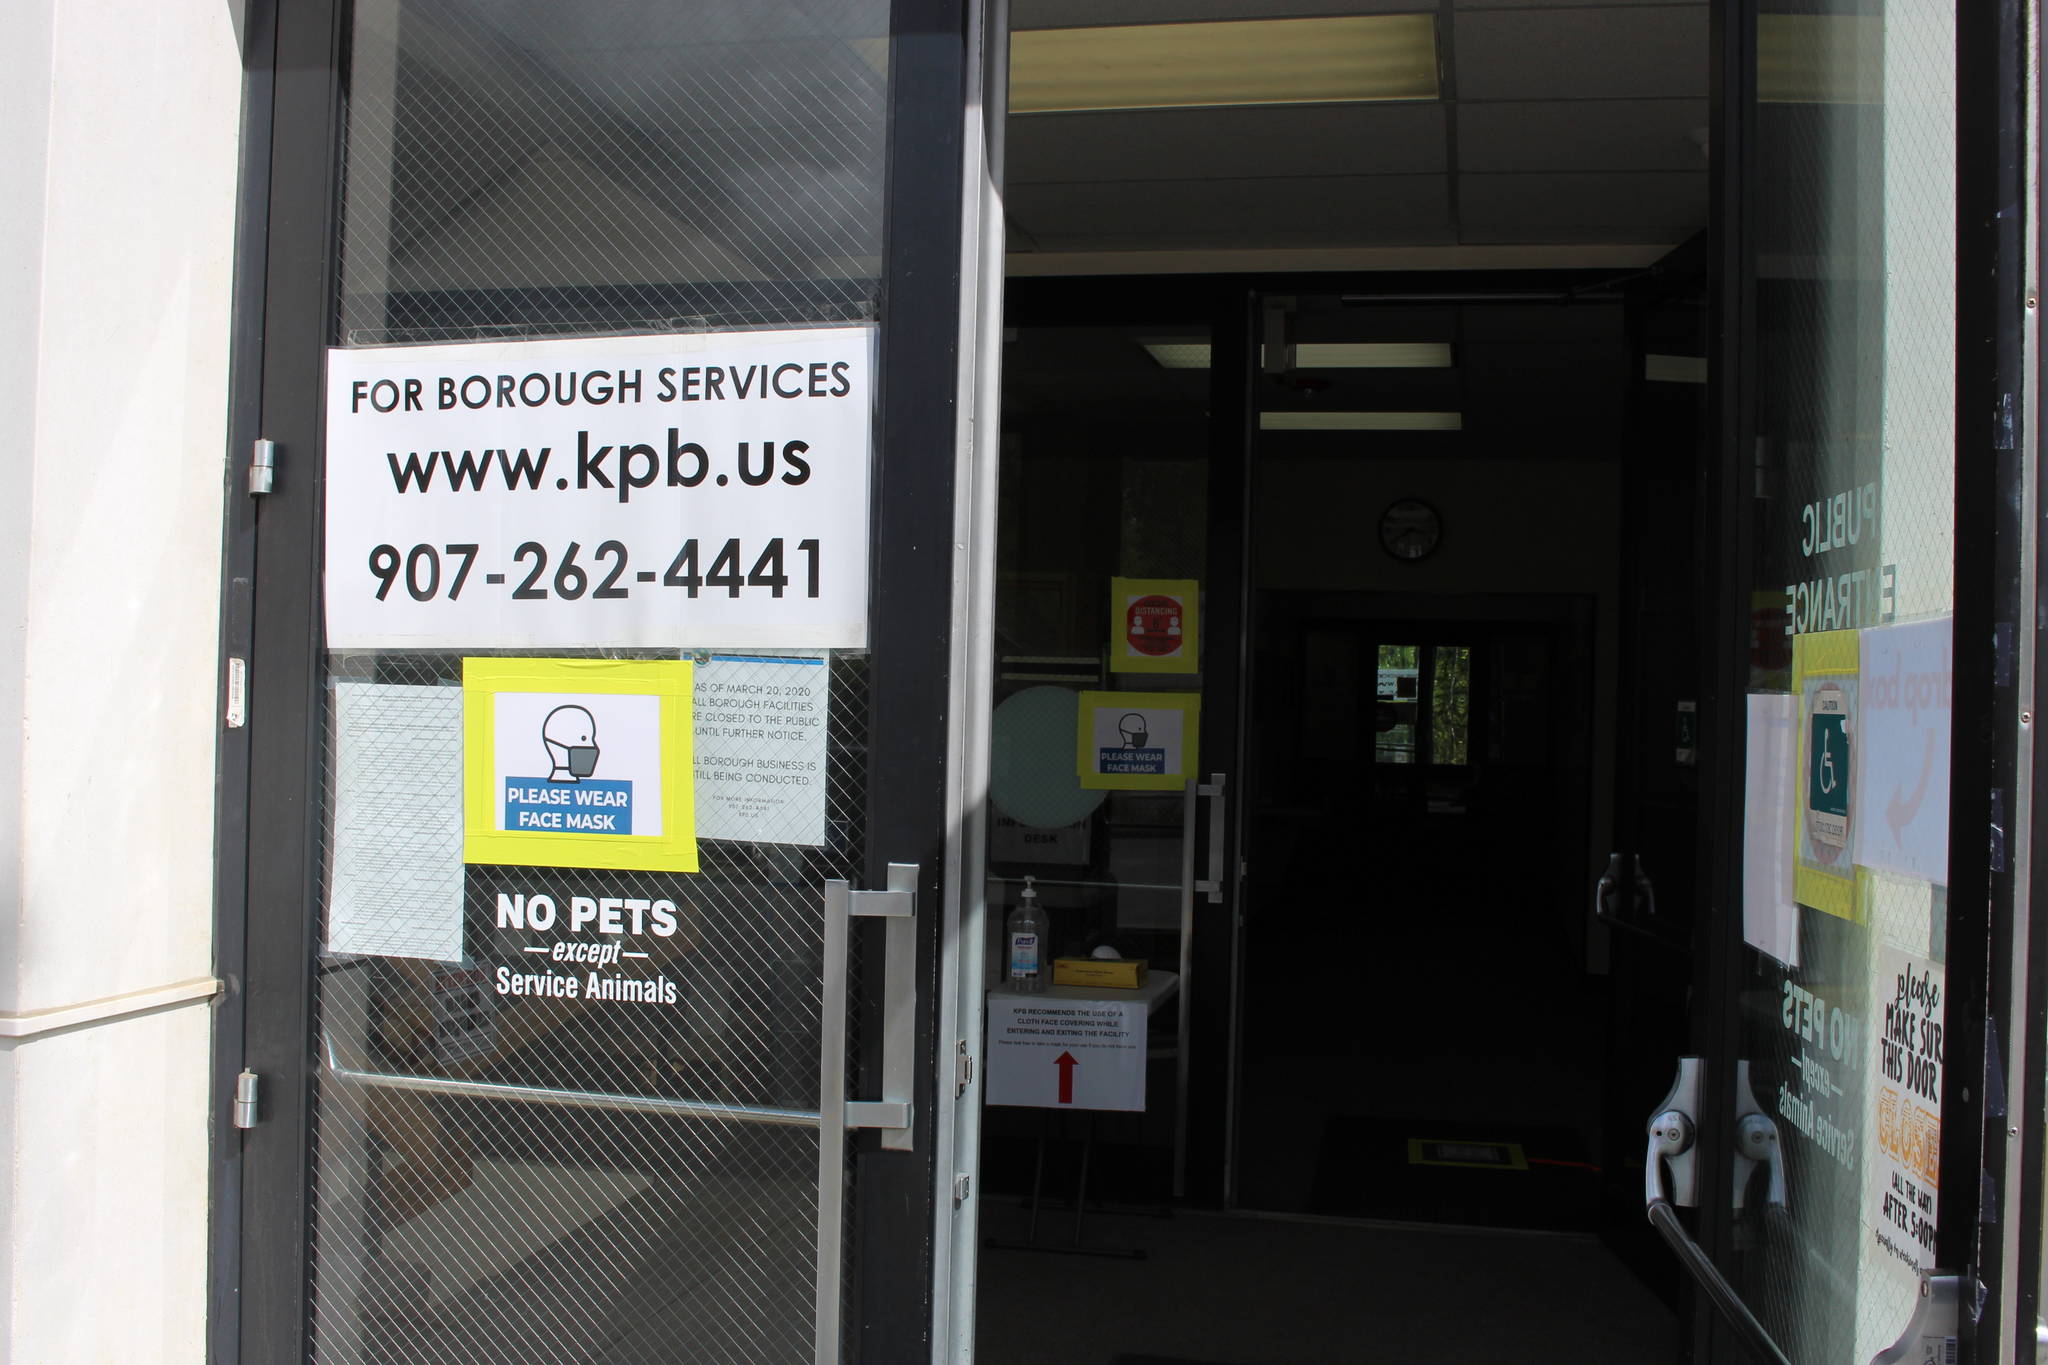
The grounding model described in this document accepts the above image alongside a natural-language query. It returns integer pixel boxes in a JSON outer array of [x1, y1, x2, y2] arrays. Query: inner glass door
[[1710, 0, 1961, 1359], [980, 318, 1217, 1207]]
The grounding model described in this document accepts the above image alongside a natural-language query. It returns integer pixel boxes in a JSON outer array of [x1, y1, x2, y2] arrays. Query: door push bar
[[815, 863, 919, 1365]]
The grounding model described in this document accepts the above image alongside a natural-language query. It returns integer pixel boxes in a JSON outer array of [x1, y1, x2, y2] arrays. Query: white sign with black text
[[324, 328, 875, 650], [984, 992, 1147, 1112], [692, 654, 830, 846]]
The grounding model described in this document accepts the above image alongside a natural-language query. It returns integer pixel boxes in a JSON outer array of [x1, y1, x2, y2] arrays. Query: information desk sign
[[323, 327, 876, 651]]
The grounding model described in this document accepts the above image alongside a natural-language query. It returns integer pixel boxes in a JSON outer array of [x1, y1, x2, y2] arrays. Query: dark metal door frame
[[215, 1, 976, 1359]]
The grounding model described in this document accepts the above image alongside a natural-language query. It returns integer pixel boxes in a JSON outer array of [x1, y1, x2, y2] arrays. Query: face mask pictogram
[[542, 704, 601, 782]]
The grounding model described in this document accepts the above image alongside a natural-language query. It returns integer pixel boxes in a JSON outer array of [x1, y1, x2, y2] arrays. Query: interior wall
[[1254, 453, 1623, 954]]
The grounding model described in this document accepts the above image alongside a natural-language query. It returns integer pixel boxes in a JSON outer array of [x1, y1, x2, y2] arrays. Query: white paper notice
[[693, 655, 830, 845], [1854, 617, 1952, 884], [984, 994, 1147, 1112], [323, 328, 875, 650], [1744, 693, 1801, 967], [327, 682, 466, 961]]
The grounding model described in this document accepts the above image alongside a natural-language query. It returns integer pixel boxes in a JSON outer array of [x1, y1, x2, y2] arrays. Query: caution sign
[[463, 657, 697, 873], [1075, 690, 1200, 791], [1110, 577, 1198, 674]]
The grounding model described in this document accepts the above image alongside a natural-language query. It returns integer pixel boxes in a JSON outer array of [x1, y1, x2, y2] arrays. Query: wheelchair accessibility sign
[[464, 657, 698, 872], [1794, 630, 1858, 921], [1808, 685, 1851, 855]]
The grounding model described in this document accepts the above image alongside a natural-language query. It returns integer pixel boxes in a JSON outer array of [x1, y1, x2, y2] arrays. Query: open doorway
[[970, 4, 1709, 1362]]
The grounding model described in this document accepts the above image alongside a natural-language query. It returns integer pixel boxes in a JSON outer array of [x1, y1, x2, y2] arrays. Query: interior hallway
[[974, 1207, 1675, 1364]]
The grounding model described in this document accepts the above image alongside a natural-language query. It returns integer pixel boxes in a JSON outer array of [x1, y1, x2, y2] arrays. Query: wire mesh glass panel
[[339, 0, 890, 345], [1735, 3, 1956, 1361], [309, 1, 891, 1361]]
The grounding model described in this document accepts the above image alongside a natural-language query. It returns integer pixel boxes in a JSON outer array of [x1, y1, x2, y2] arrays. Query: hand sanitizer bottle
[[1006, 876, 1049, 993]]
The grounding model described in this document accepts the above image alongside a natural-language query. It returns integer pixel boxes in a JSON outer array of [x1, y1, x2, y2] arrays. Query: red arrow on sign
[[1054, 1051, 1078, 1105]]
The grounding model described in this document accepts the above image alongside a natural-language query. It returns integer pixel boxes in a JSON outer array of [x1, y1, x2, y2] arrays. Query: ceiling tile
[[1453, 7, 1707, 101], [1457, 171, 1706, 241], [1458, 99, 1708, 172], [1009, 175, 1454, 249], [1009, 105, 1448, 184]]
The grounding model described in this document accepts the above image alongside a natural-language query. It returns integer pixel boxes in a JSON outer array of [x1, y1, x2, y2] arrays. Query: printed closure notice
[[324, 327, 875, 650]]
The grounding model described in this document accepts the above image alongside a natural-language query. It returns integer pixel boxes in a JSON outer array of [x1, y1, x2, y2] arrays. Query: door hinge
[[952, 1174, 972, 1207], [233, 1068, 260, 1129], [954, 1039, 974, 1098], [249, 439, 277, 496]]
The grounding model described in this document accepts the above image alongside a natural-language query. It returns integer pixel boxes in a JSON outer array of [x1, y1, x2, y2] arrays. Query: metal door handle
[[1632, 854, 1657, 921], [1732, 1060, 1787, 1212], [1596, 852, 1659, 925], [1194, 772, 1227, 904], [1595, 852, 1625, 923], [820, 865, 917, 1145], [1644, 1059, 1793, 1365], [1870, 1271, 1961, 1365], [816, 863, 918, 1365]]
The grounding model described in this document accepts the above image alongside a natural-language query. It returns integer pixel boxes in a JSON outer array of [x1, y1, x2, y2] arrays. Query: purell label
[[1009, 932, 1040, 977]]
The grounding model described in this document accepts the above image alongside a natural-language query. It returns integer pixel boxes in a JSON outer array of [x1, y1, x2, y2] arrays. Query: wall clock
[[1379, 498, 1442, 561]]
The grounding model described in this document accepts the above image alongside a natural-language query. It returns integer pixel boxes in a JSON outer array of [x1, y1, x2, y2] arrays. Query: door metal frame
[[932, 0, 1006, 1357], [217, 0, 978, 1359]]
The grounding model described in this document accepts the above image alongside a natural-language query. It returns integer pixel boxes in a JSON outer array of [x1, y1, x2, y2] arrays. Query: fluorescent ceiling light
[[1142, 341, 1453, 370], [1644, 354, 1708, 384], [1011, 15, 1440, 115], [1757, 15, 1880, 104], [1142, 342, 1214, 370], [1261, 411, 1462, 431]]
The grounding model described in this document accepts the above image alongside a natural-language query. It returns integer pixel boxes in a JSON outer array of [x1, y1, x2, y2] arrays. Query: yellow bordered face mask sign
[[463, 658, 698, 873], [1076, 690, 1200, 791]]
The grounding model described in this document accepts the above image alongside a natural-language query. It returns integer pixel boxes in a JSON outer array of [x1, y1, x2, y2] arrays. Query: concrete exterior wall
[[0, 1, 242, 1358]]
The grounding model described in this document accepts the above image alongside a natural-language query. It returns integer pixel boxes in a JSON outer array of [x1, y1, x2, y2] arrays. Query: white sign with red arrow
[[983, 993, 1148, 1112]]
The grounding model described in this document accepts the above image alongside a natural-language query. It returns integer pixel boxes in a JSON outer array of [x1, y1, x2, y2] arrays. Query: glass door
[[979, 315, 1228, 1210], [1715, 0, 1959, 1357], [1643, 0, 2010, 1360], [231, 1, 982, 1361]]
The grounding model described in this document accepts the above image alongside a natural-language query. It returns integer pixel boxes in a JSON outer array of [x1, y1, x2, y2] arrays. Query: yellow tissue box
[[1052, 957, 1148, 989]]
